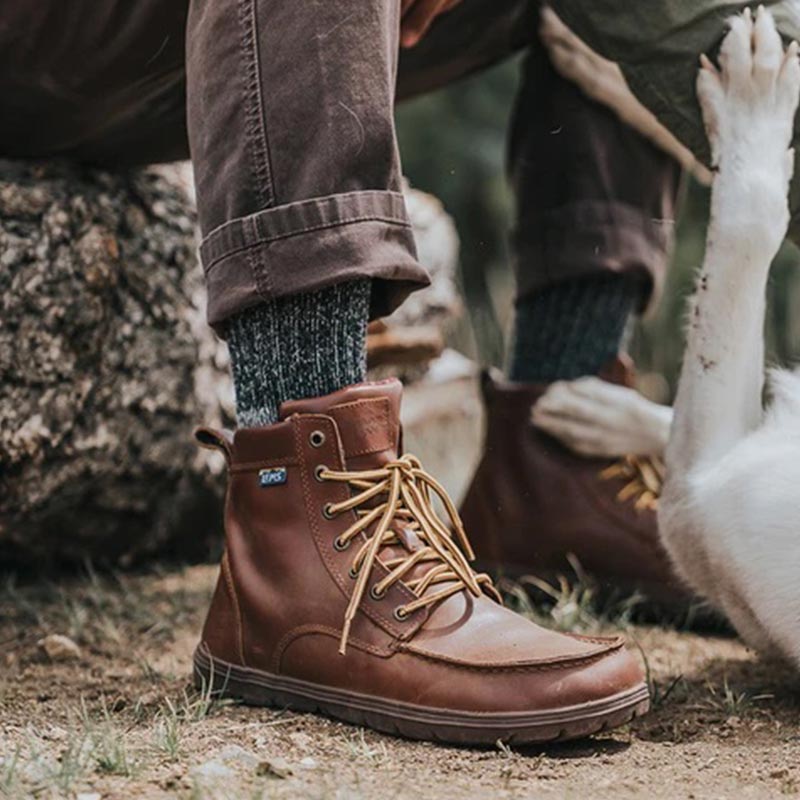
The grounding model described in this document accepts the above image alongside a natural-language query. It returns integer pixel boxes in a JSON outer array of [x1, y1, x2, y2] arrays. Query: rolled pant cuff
[[513, 201, 675, 313], [199, 190, 430, 331]]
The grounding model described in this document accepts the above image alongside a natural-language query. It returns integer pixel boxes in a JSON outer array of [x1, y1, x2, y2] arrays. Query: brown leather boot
[[460, 363, 690, 608], [194, 379, 648, 744]]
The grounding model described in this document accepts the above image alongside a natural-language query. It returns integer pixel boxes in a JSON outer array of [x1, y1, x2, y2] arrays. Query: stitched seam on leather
[[330, 398, 390, 414], [221, 551, 247, 667], [273, 624, 392, 672], [567, 633, 625, 646], [332, 398, 393, 456], [399, 642, 620, 671], [231, 457, 299, 473]]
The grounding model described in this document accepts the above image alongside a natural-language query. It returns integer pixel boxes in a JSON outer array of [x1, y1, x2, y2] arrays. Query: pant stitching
[[201, 189, 409, 245], [245, 214, 271, 298], [203, 214, 413, 275], [311, 0, 334, 189], [237, 0, 275, 209]]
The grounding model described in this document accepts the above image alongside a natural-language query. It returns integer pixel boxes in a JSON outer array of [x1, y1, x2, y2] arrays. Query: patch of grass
[[344, 729, 387, 763], [495, 739, 514, 758], [498, 556, 643, 635], [0, 745, 23, 799], [149, 674, 235, 762], [0, 562, 208, 662], [168, 674, 231, 723], [701, 675, 774, 717], [94, 734, 136, 777], [21, 732, 95, 797], [630, 636, 687, 710], [152, 709, 182, 761], [79, 697, 140, 778]]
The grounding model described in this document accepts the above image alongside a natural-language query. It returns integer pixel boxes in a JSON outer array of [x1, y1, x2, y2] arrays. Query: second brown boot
[[460, 364, 691, 609], [194, 379, 649, 745]]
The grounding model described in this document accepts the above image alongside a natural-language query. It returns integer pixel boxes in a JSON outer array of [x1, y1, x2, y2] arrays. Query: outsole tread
[[193, 648, 649, 746]]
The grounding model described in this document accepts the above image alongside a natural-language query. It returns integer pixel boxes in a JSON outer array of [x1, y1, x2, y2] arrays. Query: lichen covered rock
[[0, 161, 231, 568]]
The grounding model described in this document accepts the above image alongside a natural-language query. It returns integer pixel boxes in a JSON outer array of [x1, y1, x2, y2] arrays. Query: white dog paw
[[698, 6, 800, 250], [532, 377, 672, 458], [699, 7, 799, 161]]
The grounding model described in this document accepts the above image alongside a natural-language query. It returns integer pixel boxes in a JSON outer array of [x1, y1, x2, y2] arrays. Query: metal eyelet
[[333, 536, 350, 551], [309, 430, 326, 448], [322, 503, 337, 520], [393, 607, 409, 621], [314, 464, 328, 482], [348, 565, 360, 579], [369, 585, 386, 601]]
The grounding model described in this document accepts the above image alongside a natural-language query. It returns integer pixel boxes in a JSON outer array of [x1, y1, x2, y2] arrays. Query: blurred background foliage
[[396, 58, 800, 403]]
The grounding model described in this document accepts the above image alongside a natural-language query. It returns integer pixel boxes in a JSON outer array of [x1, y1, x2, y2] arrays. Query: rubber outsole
[[193, 644, 650, 746]]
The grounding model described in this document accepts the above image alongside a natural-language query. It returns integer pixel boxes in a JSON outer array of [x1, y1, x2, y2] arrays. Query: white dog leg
[[666, 8, 799, 476], [660, 8, 800, 625]]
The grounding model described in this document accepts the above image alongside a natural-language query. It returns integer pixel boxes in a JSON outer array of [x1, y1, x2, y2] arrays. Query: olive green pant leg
[[549, 0, 800, 239]]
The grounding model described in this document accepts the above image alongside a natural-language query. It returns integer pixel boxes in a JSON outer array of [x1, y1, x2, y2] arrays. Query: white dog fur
[[537, 7, 800, 665], [532, 376, 673, 458]]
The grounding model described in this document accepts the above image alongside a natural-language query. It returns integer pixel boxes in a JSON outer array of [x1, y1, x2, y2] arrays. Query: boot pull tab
[[194, 426, 234, 466]]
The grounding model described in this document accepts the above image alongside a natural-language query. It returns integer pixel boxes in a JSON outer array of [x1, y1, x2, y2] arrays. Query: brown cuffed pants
[[0, 1, 679, 331]]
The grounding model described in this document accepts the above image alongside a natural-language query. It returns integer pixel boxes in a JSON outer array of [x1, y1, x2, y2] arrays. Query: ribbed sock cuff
[[508, 274, 642, 383], [227, 280, 371, 427]]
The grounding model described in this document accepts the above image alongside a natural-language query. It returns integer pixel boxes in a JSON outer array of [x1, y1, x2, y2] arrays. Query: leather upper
[[198, 378, 645, 713], [460, 364, 689, 605]]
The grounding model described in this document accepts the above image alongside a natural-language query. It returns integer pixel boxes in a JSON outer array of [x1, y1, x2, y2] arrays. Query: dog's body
[[536, 8, 800, 666]]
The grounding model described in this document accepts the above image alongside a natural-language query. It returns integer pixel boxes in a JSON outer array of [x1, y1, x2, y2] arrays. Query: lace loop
[[318, 454, 499, 654]]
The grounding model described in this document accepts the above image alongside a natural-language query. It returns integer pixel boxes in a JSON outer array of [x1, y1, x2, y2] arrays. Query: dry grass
[[2, 565, 800, 799]]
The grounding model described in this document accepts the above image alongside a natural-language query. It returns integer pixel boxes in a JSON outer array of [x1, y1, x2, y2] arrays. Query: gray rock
[[216, 745, 259, 769], [190, 760, 236, 781], [0, 161, 231, 568]]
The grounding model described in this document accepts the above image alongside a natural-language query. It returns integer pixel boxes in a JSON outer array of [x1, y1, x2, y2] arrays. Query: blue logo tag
[[259, 467, 287, 487]]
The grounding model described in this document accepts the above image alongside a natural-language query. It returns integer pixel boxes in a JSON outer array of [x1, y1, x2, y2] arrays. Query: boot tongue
[[285, 380, 489, 638], [282, 378, 467, 578], [279, 379, 402, 467]]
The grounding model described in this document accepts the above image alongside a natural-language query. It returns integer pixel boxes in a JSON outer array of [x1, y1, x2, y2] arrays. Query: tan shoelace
[[599, 454, 665, 511], [318, 454, 499, 654]]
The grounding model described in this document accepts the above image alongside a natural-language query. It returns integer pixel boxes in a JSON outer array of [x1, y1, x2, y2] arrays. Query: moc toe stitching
[[399, 640, 625, 672]]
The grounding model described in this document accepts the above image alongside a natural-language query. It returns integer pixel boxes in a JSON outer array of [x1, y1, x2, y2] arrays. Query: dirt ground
[[2, 565, 800, 800]]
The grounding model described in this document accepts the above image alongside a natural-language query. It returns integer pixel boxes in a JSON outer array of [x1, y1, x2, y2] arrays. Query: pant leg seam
[[237, 0, 276, 209], [245, 214, 272, 299]]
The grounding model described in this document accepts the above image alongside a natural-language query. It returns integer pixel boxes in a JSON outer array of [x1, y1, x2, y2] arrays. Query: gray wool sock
[[227, 280, 371, 427], [508, 274, 642, 383]]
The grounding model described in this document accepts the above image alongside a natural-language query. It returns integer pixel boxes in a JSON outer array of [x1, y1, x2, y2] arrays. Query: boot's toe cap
[[533, 639, 645, 710]]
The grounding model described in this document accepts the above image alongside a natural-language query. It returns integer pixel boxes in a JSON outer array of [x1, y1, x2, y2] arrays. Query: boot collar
[[280, 379, 402, 469], [480, 354, 636, 408], [195, 380, 403, 469]]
